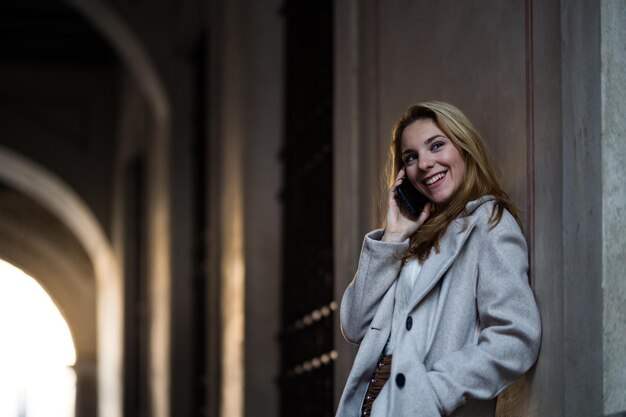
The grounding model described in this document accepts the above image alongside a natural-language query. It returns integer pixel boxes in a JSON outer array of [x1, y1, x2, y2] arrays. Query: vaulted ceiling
[[0, 0, 116, 65]]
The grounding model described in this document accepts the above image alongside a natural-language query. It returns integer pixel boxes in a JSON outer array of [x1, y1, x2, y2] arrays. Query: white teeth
[[425, 172, 445, 185]]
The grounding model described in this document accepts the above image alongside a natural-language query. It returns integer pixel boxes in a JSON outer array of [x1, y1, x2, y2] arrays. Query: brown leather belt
[[361, 355, 392, 416]]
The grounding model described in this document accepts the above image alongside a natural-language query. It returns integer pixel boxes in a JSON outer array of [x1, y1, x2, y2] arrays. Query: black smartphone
[[396, 176, 429, 216]]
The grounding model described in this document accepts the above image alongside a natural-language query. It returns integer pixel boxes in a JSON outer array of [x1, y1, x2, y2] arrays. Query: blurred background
[[0, 1, 623, 417]]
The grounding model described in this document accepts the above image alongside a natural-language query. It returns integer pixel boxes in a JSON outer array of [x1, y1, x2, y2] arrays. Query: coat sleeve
[[425, 215, 542, 415], [340, 229, 409, 344]]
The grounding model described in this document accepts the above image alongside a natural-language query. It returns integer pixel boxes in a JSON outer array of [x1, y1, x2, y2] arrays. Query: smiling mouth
[[424, 171, 446, 186]]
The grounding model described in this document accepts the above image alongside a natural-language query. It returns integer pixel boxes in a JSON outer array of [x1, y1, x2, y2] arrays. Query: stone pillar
[[563, 1, 626, 416], [562, 0, 604, 415], [601, 1, 626, 415], [74, 357, 98, 417]]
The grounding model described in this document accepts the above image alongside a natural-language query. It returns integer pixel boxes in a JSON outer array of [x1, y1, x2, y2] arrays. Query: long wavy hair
[[386, 101, 521, 262]]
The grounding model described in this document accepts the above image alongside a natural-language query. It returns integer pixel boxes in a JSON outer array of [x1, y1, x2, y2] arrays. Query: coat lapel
[[406, 196, 494, 311]]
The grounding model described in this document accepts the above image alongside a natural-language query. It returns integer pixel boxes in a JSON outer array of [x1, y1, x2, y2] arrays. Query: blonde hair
[[386, 101, 521, 262]]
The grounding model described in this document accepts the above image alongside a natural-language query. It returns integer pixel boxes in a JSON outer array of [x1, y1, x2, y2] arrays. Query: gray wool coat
[[336, 196, 541, 417]]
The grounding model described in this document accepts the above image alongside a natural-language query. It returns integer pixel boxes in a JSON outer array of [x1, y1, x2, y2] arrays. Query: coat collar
[[461, 194, 495, 216], [406, 195, 495, 310]]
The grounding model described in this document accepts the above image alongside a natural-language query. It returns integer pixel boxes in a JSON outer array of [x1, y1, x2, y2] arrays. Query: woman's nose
[[418, 156, 434, 170]]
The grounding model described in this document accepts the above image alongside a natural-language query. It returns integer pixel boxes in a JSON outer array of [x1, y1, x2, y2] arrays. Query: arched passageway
[[0, 147, 117, 417], [0, 259, 77, 417], [1, 0, 172, 414]]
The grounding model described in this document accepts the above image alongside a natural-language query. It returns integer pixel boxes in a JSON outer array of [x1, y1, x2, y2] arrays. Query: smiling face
[[400, 118, 466, 207]]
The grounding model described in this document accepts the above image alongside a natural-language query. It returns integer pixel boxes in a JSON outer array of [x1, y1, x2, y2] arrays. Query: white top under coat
[[383, 257, 421, 355]]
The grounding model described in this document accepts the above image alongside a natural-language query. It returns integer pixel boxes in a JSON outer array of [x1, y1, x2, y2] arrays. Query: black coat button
[[406, 316, 413, 331], [395, 373, 406, 388]]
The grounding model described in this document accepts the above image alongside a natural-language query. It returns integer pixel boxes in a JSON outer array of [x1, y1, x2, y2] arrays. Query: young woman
[[335, 101, 541, 417]]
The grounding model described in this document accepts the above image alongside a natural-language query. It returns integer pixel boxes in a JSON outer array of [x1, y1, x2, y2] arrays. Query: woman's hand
[[382, 168, 431, 243]]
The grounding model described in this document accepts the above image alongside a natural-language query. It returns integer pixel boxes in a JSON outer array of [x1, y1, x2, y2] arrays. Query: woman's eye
[[403, 154, 417, 164], [431, 141, 444, 151]]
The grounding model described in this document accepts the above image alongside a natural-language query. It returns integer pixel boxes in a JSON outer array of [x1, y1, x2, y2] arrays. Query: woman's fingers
[[389, 169, 405, 200], [390, 168, 405, 190], [388, 169, 405, 209], [392, 168, 405, 189]]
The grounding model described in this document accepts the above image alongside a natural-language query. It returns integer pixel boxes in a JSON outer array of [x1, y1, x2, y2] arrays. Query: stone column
[[563, 1, 626, 416], [601, 1, 626, 415], [74, 357, 98, 417]]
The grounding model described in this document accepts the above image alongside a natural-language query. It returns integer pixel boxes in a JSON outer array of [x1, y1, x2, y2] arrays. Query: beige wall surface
[[377, 0, 528, 212]]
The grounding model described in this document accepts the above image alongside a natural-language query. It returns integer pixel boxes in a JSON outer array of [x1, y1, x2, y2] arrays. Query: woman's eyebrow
[[402, 135, 446, 155], [424, 135, 445, 145]]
